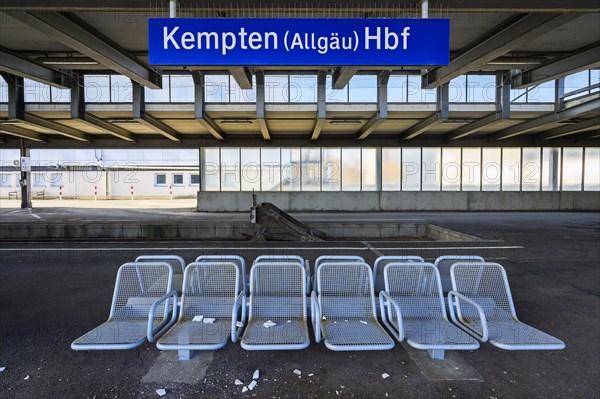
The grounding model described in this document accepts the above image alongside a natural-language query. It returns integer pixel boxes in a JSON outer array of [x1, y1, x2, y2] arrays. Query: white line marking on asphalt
[[361, 241, 385, 257], [0, 245, 525, 251], [27, 209, 42, 220]]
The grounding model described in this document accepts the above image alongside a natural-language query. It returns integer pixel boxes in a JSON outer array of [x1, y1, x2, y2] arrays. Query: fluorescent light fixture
[[39, 57, 99, 66], [1, 119, 25, 125], [329, 119, 362, 125], [109, 119, 139, 125], [220, 119, 253, 125]]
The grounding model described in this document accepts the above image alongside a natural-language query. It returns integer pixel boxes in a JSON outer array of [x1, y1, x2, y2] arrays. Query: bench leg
[[428, 349, 445, 360], [178, 350, 193, 361]]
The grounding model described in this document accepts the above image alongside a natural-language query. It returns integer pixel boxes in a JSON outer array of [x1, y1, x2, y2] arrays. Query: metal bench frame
[[253, 255, 311, 294], [373, 256, 424, 293]]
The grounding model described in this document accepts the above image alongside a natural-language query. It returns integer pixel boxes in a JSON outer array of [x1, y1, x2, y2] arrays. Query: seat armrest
[[231, 291, 247, 343], [447, 290, 489, 342], [379, 291, 404, 342], [147, 290, 178, 343], [311, 291, 321, 343]]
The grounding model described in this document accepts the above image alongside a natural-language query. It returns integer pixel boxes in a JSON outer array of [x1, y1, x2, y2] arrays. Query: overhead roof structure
[[0, 1, 598, 148]]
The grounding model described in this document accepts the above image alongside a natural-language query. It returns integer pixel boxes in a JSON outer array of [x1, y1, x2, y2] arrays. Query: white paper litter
[[263, 320, 277, 328], [0, 367, 5, 373], [360, 320, 368, 324], [382, 373, 390, 379], [242, 386, 248, 393], [203, 317, 216, 324], [234, 379, 244, 386], [192, 315, 204, 322], [156, 388, 166, 397], [248, 380, 257, 390], [24, 375, 30, 380], [236, 321, 244, 328], [294, 369, 302, 376], [253, 370, 260, 379], [308, 373, 314, 377], [287, 320, 292, 324]]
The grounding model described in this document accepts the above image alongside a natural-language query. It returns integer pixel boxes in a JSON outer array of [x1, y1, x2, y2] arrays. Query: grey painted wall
[[197, 191, 600, 211]]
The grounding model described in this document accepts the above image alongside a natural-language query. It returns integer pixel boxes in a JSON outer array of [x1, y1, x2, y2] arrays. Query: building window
[[0, 174, 12, 187], [50, 173, 64, 187], [33, 173, 47, 187], [190, 174, 200, 186], [173, 174, 184, 186], [155, 174, 166, 186]]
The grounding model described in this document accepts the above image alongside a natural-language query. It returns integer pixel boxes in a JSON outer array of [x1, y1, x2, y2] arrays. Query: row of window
[[200, 147, 600, 192], [0, 172, 201, 188], [2, 70, 597, 104], [155, 173, 200, 186]]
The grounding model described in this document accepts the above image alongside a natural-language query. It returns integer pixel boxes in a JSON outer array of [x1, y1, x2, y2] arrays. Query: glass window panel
[[442, 148, 461, 191], [361, 148, 378, 191], [422, 148, 441, 191], [301, 148, 321, 191], [229, 75, 256, 103], [289, 75, 317, 103], [110, 75, 132, 103], [173, 174, 184, 185], [50, 173, 64, 187], [527, 81, 554, 103], [349, 75, 377, 103], [502, 148, 521, 191], [591, 69, 599, 94], [522, 148, 541, 191], [402, 148, 421, 191], [449, 76, 466, 102], [584, 147, 600, 191], [322, 148, 341, 191], [407, 75, 436, 102], [240, 148, 260, 191], [468, 75, 496, 102], [462, 148, 481, 191], [382, 148, 401, 190], [51, 87, 70, 103], [511, 88, 527, 103], [0, 75, 8, 102], [482, 148, 501, 191], [341, 148, 361, 191], [265, 75, 288, 103], [202, 148, 220, 191], [24, 78, 51, 102], [205, 75, 229, 102], [281, 148, 301, 191], [85, 75, 110, 102], [0, 174, 13, 186], [261, 148, 281, 191], [145, 75, 170, 102], [326, 75, 348, 103], [170, 75, 194, 102], [221, 148, 240, 191], [541, 148, 561, 191], [190, 174, 200, 186], [565, 70, 589, 99], [562, 147, 583, 190], [388, 75, 407, 102]]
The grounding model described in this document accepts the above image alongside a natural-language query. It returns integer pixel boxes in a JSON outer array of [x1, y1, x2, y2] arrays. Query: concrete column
[[20, 142, 32, 208]]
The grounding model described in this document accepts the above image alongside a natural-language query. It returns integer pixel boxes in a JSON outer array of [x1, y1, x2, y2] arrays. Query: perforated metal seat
[[379, 262, 479, 359], [241, 262, 310, 350], [253, 255, 311, 294], [196, 255, 247, 292], [71, 262, 177, 350], [157, 262, 245, 359], [449, 262, 565, 350], [433, 255, 485, 293], [135, 255, 186, 293], [312, 262, 394, 351], [373, 256, 424, 293]]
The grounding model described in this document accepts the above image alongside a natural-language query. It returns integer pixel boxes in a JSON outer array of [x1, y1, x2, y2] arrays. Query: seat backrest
[[195, 255, 246, 292], [450, 262, 516, 321], [135, 255, 185, 274], [383, 262, 446, 321], [253, 255, 304, 266], [317, 262, 376, 320], [110, 262, 173, 321], [248, 262, 306, 320], [180, 262, 239, 320], [374, 256, 424, 292], [315, 256, 365, 271], [434, 255, 485, 276]]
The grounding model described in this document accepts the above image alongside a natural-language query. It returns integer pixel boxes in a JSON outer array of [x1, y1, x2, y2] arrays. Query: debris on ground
[[203, 317, 216, 324], [360, 320, 368, 324], [294, 369, 302, 376], [253, 370, 260, 379], [24, 375, 30, 380], [308, 373, 314, 377], [382, 373, 390, 379], [242, 386, 248, 393], [0, 367, 5, 373], [248, 380, 257, 390], [234, 379, 243, 386], [156, 389, 166, 397], [192, 315, 204, 322]]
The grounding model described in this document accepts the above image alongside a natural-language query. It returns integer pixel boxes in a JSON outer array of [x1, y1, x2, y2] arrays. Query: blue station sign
[[148, 18, 450, 66]]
